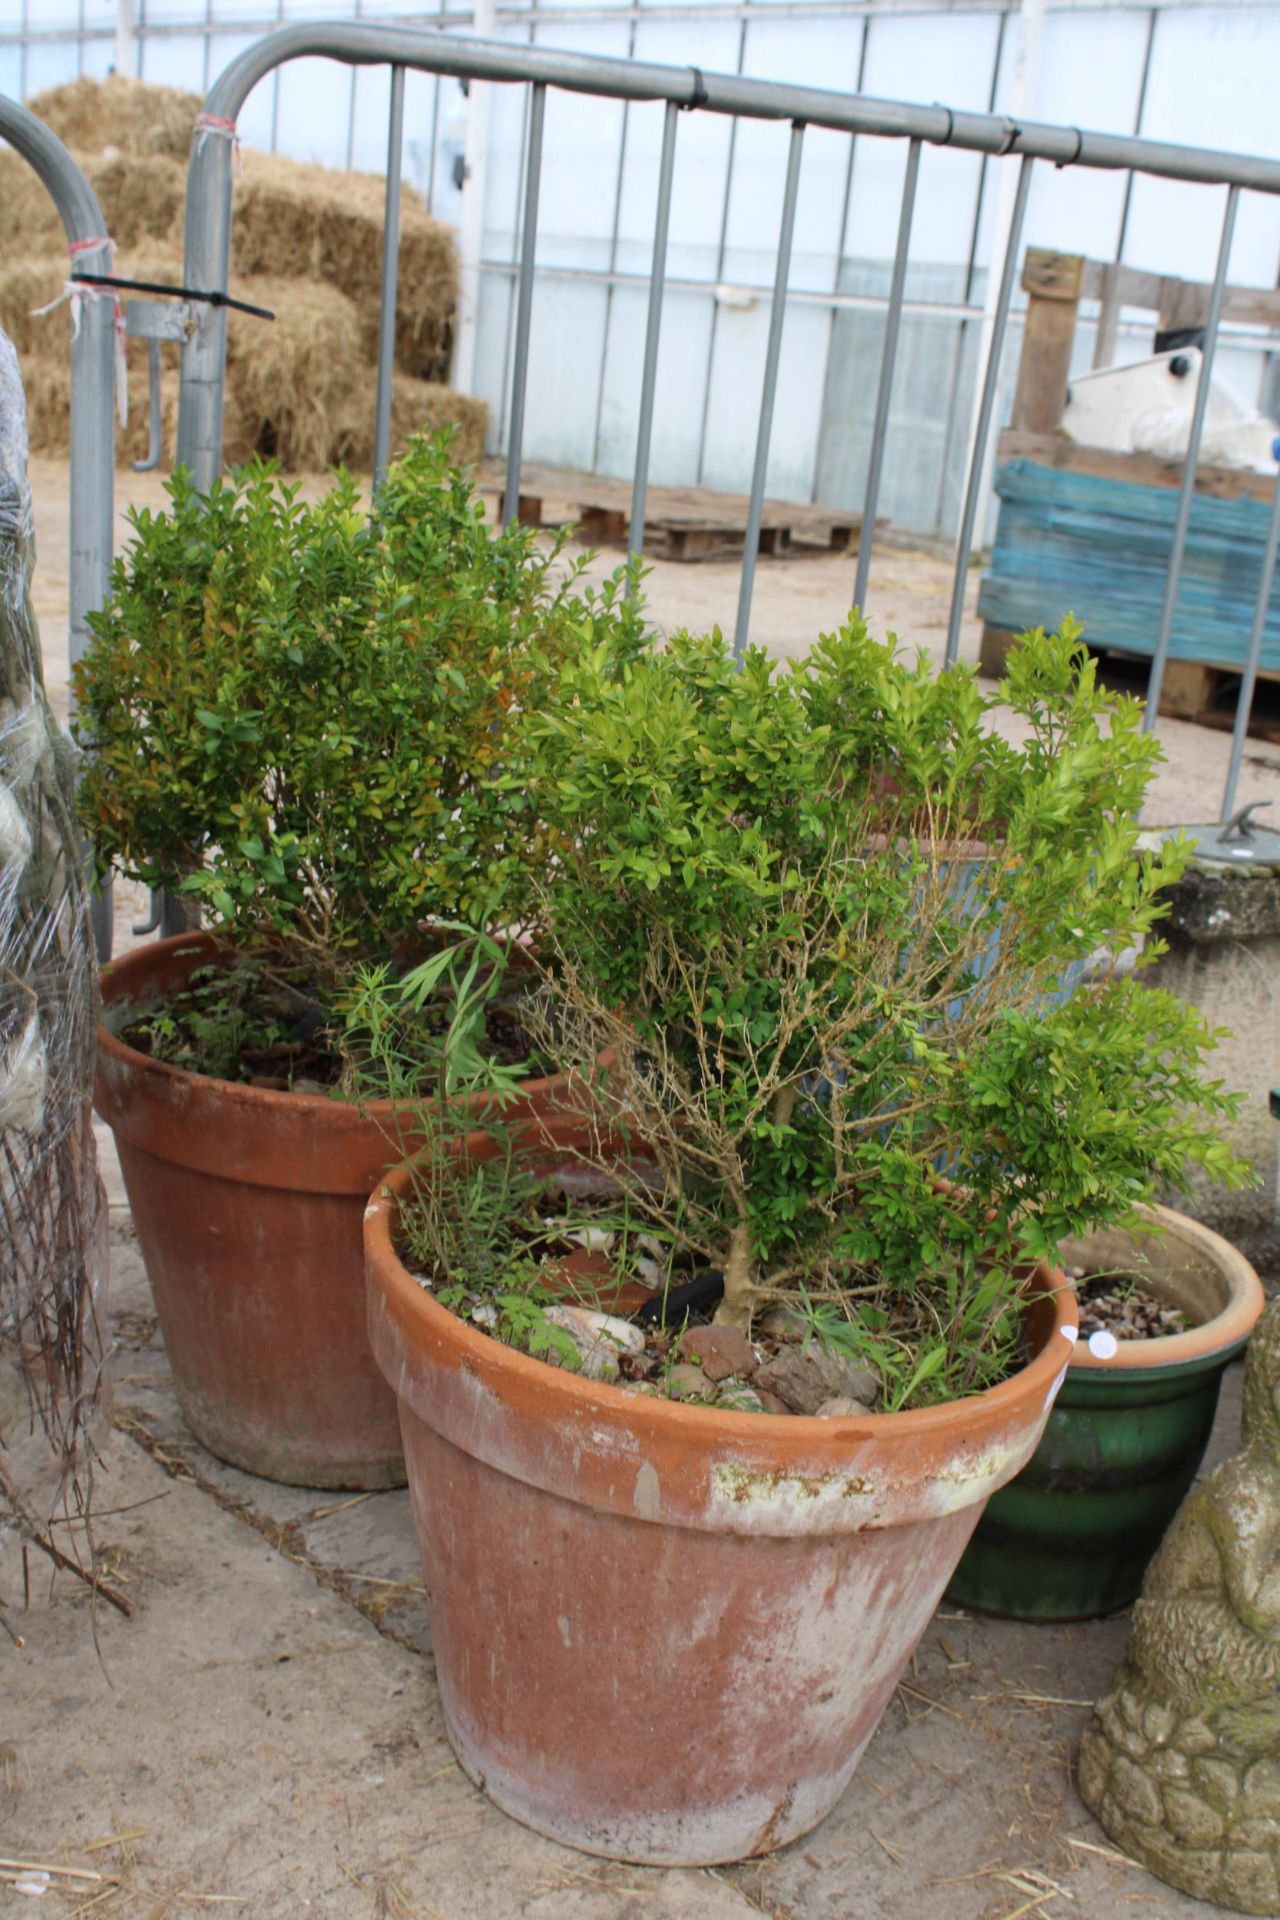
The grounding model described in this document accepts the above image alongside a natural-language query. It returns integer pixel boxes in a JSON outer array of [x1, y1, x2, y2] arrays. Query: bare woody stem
[[714, 1084, 798, 1331], [717, 1217, 757, 1333]]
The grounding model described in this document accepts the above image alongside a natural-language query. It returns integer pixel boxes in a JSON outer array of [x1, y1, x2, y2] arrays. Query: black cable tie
[[934, 104, 955, 146], [684, 65, 708, 111], [997, 119, 1022, 156], [71, 269, 275, 322], [1055, 126, 1085, 170]]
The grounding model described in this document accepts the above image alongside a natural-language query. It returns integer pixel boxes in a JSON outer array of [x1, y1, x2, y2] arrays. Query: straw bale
[[0, 149, 184, 261], [8, 243, 183, 462], [0, 73, 469, 473], [20, 356, 71, 457], [221, 280, 485, 471], [0, 258, 72, 359], [28, 74, 199, 162], [18, 330, 181, 470], [0, 152, 62, 255], [222, 276, 366, 470], [84, 154, 188, 252], [9, 257, 482, 472], [332, 375, 488, 473], [230, 154, 457, 379]]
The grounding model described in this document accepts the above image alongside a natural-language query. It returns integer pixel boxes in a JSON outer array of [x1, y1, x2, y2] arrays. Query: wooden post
[[1011, 248, 1085, 434], [1093, 261, 1123, 369], [1158, 276, 1210, 340]]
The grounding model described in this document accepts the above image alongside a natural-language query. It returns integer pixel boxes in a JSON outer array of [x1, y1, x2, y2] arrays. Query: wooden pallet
[[981, 623, 1280, 740], [480, 462, 866, 561]]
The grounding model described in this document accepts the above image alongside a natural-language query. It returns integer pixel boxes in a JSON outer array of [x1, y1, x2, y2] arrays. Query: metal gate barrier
[[169, 23, 1280, 828], [0, 94, 116, 957]]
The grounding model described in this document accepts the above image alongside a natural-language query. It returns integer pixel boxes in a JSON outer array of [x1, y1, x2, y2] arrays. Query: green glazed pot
[[946, 1204, 1264, 1623]]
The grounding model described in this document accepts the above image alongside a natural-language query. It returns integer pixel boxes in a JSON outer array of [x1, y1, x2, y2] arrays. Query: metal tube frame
[[1142, 183, 1240, 731], [733, 120, 806, 661], [174, 19, 1280, 736], [853, 134, 919, 614], [186, 25, 1280, 196], [372, 62, 407, 494], [945, 151, 1033, 668], [503, 80, 547, 528], [628, 99, 680, 580], [0, 96, 116, 959]]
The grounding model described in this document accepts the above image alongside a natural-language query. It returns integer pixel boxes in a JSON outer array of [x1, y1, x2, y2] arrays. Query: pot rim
[[364, 1138, 1079, 1457], [1065, 1200, 1264, 1373], [97, 929, 565, 1127]]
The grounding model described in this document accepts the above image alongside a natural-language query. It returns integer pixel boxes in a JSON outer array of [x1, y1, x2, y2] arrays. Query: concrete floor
[[4, 458, 1274, 1918], [33, 453, 1280, 833]]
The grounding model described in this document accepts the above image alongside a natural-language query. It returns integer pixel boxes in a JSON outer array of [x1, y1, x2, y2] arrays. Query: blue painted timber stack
[[977, 459, 1280, 670]]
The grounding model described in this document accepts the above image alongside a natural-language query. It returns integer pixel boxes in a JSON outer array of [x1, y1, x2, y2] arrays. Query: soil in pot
[[95, 932, 567, 1490], [393, 1151, 1038, 1418], [945, 1205, 1265, 1623], [365, 1125, 1079, 1865], [119, 942, 549, 1095], [1071, 1267, 1187, 1342]]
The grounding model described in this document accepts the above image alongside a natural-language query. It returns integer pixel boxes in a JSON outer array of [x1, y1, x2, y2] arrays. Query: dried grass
[[0, 152, 62, 255], [20, 345, 181, 473], [28, 73, 199, 162], [0, 258, 69, 358], [2, 78, 476, 471], [331, 375, 488, 473], [0, 152, 185, 256], [222, 276, 365, 471], [231, 152, 457, 379], [85, 154, 188, 251]]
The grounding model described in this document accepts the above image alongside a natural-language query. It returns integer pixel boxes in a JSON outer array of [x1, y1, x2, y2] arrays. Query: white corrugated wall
[[3, 0, 1279, 535]]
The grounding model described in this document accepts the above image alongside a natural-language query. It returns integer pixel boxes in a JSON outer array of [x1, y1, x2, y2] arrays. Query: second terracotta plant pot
[[365, 1128, 1078, 1865], [96, 932, 566, 1489]]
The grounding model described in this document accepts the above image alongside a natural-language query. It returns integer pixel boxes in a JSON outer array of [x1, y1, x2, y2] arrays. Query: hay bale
[[9, 258, 484, 473], [19, 329, 182, 470], [222, 277, 366, 470], [332, 375, 488, 472], [222, 281, 486, 471], [0, 259, 72, 359], [0, 151, 184, 265], [0, 152, 62, 256], [231, 154, 457, 380], [84, 154, 187, 251], [20, 357, 72, 458], [10, 243, 184, 463], [28, 74, 198, 162], [3, 77, 470, 473]]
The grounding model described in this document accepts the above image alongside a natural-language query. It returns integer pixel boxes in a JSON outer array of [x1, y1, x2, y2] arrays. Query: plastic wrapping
[[0, 327, 110, 1526]]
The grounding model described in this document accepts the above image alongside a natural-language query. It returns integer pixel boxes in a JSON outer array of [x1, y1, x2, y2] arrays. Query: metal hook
[[132, 890, 163, 936], [132, 339, 163, 473], [1217, 799, 1274, 843]]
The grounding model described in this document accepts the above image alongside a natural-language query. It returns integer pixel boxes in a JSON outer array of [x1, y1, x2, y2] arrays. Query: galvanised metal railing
[[0, 94, 116, 958], [174, 21, 1280, 821]]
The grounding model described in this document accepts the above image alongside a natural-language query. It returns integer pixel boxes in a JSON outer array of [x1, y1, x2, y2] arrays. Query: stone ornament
[[1079, 1298, 1280, 1915]]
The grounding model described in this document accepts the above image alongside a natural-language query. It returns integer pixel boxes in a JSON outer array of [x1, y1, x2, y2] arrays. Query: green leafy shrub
[[523, 613, 1249, 1402], [74, 431, 646, 973]]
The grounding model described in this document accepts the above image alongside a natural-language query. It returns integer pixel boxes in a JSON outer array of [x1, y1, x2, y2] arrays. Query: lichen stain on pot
[[711, 1423, 1047, 1529], [933, 1431, 1046, 1511], [713, 1459, 876, 1513]]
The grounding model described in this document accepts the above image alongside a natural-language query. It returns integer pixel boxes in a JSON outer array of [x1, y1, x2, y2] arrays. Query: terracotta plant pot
[[96, 932, 566, 1490], [946, 1204, 1265, 1622], [364, 1129, 1079, 1864]]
